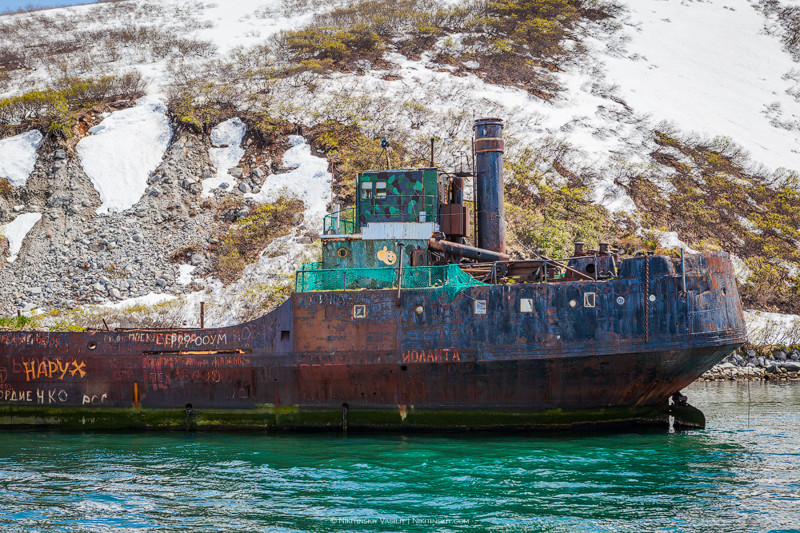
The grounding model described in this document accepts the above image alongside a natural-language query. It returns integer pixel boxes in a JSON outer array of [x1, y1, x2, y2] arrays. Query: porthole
[[585, 263, 595, 275], [649, 294, 657, 302], [415, 305, 424, 315], [569, 299, 577, 308], [616, 296, 625, 305], [337, 247, 348, 258], [88, 341, 97, 350]]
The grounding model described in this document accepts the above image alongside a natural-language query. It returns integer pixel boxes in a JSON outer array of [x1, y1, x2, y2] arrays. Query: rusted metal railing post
[[200, 302, 205, 329]]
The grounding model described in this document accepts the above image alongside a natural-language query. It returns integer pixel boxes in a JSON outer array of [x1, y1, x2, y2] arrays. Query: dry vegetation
[[212, 197, 305, 284], [163, 0, 622, 127], [0, 177, 12, 198], [0, 298, 194, 331], [0, 1, 214, 93], [0, 72, 144, 139], [622, 129, 800, 313], [502, 144, 642, 259], [271, 0, 621, 96], [758, 0, 800, 61]]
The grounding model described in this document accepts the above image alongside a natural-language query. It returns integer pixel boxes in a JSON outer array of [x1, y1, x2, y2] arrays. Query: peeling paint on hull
[[0, 252, 747, 431]]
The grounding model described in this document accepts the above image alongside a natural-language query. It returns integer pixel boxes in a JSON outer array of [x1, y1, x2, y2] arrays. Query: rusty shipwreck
[[0, 118, 747, 431]]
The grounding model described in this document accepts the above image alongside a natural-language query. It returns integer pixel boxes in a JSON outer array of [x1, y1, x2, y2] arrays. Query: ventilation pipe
[[474, 118, 505, 253]]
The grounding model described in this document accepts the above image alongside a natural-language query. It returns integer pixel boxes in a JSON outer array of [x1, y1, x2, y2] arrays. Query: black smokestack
[[473, 118, 505, 253]]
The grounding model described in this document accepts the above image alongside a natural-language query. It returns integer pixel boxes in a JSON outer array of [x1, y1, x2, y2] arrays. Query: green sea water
[[0, 381, 798, 532]]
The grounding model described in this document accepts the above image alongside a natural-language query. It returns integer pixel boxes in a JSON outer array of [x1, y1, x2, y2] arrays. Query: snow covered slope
[[246, 135, 332, 229], [0, 212, 41, 263], [0, 131, 43, 187], [204, 117, 247, 197], [599, 0, 800, 172], [76, 97, 172, 214]]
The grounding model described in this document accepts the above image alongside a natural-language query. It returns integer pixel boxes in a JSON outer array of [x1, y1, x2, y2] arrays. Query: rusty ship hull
[[0, 252, 747, 431]]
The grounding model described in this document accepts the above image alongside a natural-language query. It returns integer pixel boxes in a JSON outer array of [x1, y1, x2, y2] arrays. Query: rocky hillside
[[1, 0, 800, 345]]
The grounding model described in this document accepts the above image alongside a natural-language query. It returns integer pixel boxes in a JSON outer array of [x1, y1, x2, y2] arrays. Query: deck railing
[[323, 207, 357, 235], [295, 264, 486, 298]]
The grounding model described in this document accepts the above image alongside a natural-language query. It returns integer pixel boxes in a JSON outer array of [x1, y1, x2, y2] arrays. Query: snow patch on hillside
[[651, 230, 698, 254], [0, 212, 41, 262], [0, 130, 43, 187], [591, 179, 638, 214], [104, 292, 177, 310], [177, 264, 196, 286], [30, 291, 182, 321], [204, 117, 247, 198], [297, 48, 645, 212], [191, 0, 319, 54], [76, 97, 172, 214], [730, 254, 753, 286], [745, 310, 800, 346], [600, 0, 800, 172], [246, 135, 331, 228]]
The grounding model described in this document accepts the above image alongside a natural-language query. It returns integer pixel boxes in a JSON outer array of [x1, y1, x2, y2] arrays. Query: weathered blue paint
[[0, 250, 745, 430], [474, 118, 506, 253]]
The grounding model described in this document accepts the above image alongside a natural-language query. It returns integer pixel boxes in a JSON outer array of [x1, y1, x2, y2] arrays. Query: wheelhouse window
[[375, 181, 387, 199], [360, 181, 373, 200]]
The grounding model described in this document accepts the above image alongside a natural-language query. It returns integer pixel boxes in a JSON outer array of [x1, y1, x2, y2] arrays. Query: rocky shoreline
[[700, 347, 800, 382]]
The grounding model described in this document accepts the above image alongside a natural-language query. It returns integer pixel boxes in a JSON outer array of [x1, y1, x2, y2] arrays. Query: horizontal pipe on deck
[[428, 238, 511, 262]]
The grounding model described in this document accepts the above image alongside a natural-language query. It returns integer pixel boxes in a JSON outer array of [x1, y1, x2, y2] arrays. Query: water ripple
[[0, 382, 798, 532]]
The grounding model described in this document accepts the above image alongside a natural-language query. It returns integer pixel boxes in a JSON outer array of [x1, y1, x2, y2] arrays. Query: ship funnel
[[474, 118, 505, 254]]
